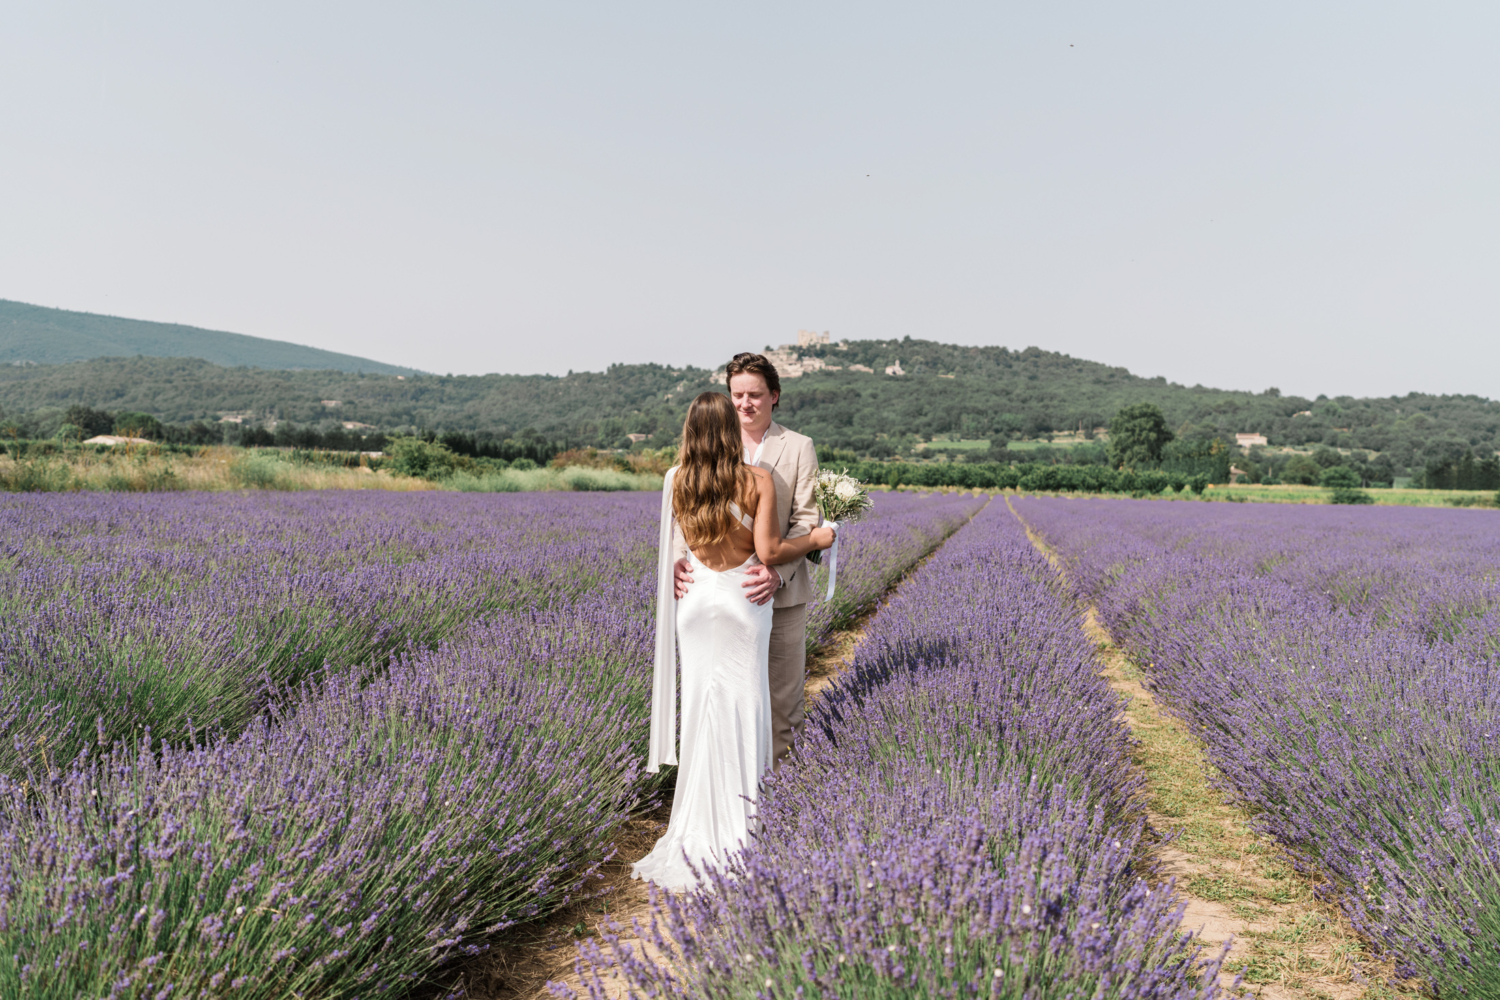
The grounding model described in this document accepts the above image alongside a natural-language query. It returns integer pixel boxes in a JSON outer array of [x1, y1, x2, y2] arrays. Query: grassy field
[[873, 481, 1498, 509], [916, 437, 993, 451], [1192, 482, 1497, 507], [3, 442, 1495, 508], [0, 444, 663, 493]]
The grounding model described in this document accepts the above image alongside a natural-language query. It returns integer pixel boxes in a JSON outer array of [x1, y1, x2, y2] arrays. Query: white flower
[[834, 478, 860, 499]]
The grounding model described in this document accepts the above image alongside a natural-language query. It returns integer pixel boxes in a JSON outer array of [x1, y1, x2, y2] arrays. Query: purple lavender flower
[[1015, 497, 1500, 996]]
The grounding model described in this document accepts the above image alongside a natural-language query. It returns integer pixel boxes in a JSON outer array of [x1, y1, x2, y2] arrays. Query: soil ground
[[1007, 498, 1424, 1000]]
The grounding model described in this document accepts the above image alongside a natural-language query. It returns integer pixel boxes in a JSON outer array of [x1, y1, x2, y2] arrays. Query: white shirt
[[743, 433, 784, 588]]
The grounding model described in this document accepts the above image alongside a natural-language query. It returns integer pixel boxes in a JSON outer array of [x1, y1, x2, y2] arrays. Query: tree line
[[3, 342, 1498, 484]]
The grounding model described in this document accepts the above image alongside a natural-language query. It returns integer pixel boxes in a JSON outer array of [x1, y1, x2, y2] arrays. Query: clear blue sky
[[2, 2, 1495, 399]]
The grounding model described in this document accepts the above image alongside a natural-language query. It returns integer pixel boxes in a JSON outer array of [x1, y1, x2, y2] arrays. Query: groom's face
[[729, 373, 777, 434]]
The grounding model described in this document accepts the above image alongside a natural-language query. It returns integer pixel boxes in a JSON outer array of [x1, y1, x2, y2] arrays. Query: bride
[[635, 391, 836, 891]]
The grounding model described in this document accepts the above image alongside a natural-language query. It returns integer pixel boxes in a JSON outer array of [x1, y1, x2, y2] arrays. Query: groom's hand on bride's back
[[673, 557, 693, 599], [741, 564, 779, 606]]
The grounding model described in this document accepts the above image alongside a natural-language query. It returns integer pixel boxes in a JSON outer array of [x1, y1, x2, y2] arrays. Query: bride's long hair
[[674, 391, 753, 548]]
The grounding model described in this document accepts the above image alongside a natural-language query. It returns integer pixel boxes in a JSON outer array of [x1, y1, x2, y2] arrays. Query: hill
[[0, 299, 418, 375], [0, 336, 1496, 483]]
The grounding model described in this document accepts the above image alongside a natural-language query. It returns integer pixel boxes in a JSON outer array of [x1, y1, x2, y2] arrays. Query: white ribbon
[[647, 467, 679, 774], [822, 520, 840, 602]]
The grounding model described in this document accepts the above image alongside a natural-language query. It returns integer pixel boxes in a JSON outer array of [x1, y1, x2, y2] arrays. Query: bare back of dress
[[636, 468, 774, 890]]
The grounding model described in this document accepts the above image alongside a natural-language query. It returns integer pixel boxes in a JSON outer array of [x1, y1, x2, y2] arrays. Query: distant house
[[321, 400, 342, 408], [341, 421, 374, 430], [884, 360, 906, 376], [1292, 410, 1312, 418], [796, 329, 831, 348], [627, 433, 650, 444], [847, 364, 874, 373], [1235, 433, 1268, 450]]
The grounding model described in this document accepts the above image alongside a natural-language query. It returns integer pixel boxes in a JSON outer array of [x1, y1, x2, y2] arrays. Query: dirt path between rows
[[1005, 498, 1420, 1000], [437, 495, 992, 1000]]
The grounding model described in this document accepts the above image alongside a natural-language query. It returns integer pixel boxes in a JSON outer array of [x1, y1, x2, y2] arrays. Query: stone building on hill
[[1235, 432, 1269, 450], [714, 332, 852, 381]]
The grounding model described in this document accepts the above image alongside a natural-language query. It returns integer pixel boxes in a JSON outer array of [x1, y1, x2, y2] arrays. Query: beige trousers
[[768, 603, 807, 765]]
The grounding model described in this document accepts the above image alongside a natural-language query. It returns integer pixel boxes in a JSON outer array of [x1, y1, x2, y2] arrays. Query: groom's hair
[[724, 353, 781, 409]]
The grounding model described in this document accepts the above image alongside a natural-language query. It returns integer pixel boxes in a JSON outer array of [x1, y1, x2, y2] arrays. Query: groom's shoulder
[[772, 422, 814, 450]]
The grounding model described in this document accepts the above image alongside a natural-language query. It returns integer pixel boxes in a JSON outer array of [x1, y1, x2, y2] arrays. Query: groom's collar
[[756, 421, 787, 469]]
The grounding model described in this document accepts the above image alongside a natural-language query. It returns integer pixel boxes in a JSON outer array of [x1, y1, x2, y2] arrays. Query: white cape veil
[[647, 466, 679, 773]]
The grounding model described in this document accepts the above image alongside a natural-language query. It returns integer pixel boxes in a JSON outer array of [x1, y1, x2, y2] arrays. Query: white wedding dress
[[635, 467, 774, 891]]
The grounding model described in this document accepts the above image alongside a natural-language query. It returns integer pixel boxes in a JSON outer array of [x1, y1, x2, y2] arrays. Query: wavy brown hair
[[674, 392, 753, 548]]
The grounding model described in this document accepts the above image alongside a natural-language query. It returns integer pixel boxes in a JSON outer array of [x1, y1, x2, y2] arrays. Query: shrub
[[230, 454, 290, 489], [386, 436, 458, 478], [510, 457, 538, 471], [102, 466, 183, 492], [0, 458, 73, 492], [1329, 487, 1375, 505], [1134, 470, 1169, 495], [1189, 474, 1209, 494]]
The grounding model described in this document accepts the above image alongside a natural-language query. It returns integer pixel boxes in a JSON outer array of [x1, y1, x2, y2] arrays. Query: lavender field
[[17, 487, 1487, 998], [1014, 498, 1500, 997], [0, 489, 981, 998], [565, 502, 1229, 1000]]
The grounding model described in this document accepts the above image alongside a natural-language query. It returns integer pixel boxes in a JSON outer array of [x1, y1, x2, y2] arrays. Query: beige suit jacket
[[673, 421, 821, 609]]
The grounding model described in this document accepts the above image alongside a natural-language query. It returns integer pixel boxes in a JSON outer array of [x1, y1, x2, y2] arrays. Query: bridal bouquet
[[807, 469, 871, 565]]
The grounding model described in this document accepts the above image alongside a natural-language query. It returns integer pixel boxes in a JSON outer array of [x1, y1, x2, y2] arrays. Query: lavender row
[[562, 501, 1229, 999], [1, 490, 984, 997], [0, 491, 659, 778], [804, 491, 988, 650], [0, 490, 983, 779], [1015, 497, 1500, 996], [0, 602, 652, 999]]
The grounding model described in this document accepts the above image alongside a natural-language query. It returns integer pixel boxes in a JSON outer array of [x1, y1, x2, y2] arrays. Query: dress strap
[[727, 501, 754, 532]]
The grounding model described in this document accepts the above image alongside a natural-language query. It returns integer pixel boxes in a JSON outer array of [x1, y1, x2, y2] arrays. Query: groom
[[673, 351, 820, 765]]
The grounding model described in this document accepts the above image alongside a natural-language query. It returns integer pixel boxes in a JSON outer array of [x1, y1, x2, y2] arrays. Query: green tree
[[1107, 404, 1174, 470], [113, 411, 163, 440], [1283, 455, 1322, 485], [65, 405, 115, 437], [1320, 466, 1361, 488], [386, 436, 457, 478]]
